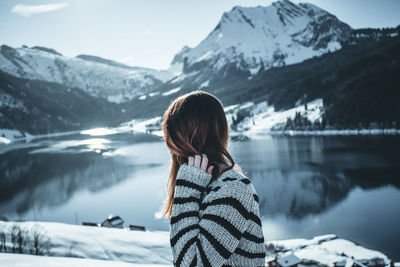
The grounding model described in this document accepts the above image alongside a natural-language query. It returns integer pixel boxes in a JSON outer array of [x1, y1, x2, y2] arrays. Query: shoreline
[[2, 126, 400, 146], [228, 128, 400, 140], [269, 128, 400, 136], [0, 128, 83, 144]]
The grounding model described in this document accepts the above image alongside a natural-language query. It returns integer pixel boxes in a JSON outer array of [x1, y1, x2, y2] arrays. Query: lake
[[0, 130, 399, 261]]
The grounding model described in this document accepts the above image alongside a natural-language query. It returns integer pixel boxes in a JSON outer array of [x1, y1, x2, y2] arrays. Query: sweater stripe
[[170, 211, 198, 225], [175, 236, 197, 266], [173, 196, 199, 205], [171, 224, 198, 247], [248, 212, 262, 226], [202, 214, 264, 244], [199, 226, 231, 259], [240, 178, 251, 185], [189, 255, 197, 267], [202, 214, 241, 240], [206, 186, 221, 194], [200, 197, 262, 226], [202, 213, 265, 245], [222, 177, 237, 182], [197, 241, 211, 267], [253, 194, 259, 203], [242, 231, 265, 243], [175, 179, 205, 192], [235, 247, 266, 259]]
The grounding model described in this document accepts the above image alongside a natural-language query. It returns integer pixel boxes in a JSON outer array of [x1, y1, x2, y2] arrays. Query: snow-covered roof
[[277, 253, 301, 267]]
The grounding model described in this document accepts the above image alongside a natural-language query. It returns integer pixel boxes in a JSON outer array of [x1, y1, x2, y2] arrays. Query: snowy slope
[[0, 221, 172, 264], [0, 221, 392, 266], [0, 45, 174, 103], [224, 98, 323, 137], [0, 254, 170, 267], [170, 0, 351, 76]]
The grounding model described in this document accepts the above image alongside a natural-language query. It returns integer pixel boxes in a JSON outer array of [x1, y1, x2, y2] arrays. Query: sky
[[1, 0, 399, 70]]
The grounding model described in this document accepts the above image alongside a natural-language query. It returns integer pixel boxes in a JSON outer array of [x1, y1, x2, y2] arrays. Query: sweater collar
[[214, 164, 245, 181]]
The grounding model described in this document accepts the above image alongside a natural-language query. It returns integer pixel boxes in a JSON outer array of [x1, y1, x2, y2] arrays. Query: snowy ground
[[0, 128, 84, 144], [231, 99, 324, 136], [121, 117, 162, 136], [267, 234, 392, 267], [0, 221, 394, 266], [0, 129, 31, 144], [0, 253, 170, 267], [0, 221, 172, 265]]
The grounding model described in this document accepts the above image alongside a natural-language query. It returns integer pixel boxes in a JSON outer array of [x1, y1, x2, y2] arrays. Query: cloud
[[11, 3, 68, 17]]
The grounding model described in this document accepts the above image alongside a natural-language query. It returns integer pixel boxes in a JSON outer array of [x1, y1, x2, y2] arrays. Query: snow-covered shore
[[0, 253, 170, 267], [0, 221, 172, 265], [0, 127, 126, 145], [117, 98, 400, 139], [0, 129, 30, 144], [2, 96, 399, 145], [249, 128, 400, 137], [0, 221, 395, 266], [0, 128, 83, 144]]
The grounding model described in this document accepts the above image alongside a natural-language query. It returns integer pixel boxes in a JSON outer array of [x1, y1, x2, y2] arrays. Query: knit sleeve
[[169, 164, 254, 266]]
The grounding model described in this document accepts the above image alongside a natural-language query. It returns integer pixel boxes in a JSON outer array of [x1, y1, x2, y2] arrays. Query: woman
[[160, 90, 266, 266]]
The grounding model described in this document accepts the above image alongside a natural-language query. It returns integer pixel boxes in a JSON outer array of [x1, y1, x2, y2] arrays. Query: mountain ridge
[[0, 44, 174, 103], [122, 33, 400, 131], [169, 0, 352, 77]]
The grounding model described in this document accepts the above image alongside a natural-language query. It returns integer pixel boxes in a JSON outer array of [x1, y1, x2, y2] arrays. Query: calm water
[[0, 131, 399, 260]]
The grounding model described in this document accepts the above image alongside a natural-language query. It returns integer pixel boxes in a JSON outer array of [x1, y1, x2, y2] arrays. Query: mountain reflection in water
[[247, 168, 400, 219]]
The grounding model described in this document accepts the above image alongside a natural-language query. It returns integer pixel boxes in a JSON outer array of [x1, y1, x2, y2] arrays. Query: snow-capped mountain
[[169, 0, 351, 80], [0, 45, 174, 103]]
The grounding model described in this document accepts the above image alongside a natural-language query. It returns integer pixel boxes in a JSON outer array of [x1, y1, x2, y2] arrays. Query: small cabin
[[267, 257, 278, 267], [129, 224, 146, 231], [101, 215, 124, 228]]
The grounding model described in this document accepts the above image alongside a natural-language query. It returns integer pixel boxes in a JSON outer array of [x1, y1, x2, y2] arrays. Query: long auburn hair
[[159, 90, 235, 219]]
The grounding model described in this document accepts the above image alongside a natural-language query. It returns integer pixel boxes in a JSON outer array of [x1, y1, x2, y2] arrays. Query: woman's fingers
[[206, 165, 214, 174], [194, 155, 201, 168], [200, 154, 208, 171], [188, 156, 194, 166], [188, 154, 210, 172]]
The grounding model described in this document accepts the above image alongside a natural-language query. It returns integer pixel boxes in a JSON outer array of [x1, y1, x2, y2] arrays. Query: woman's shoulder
[[217, 164, 253, 187], [208, 165, 257, 204]]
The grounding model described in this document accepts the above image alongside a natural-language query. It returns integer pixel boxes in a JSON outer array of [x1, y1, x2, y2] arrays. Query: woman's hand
[[187, 154, 214, 174]]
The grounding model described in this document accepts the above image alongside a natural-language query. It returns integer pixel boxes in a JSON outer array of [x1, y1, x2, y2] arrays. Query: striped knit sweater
[[170, 163, 266, 266]]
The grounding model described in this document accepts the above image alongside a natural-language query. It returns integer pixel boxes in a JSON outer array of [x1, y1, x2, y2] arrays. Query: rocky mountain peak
[[169, 0, 352, 76]]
